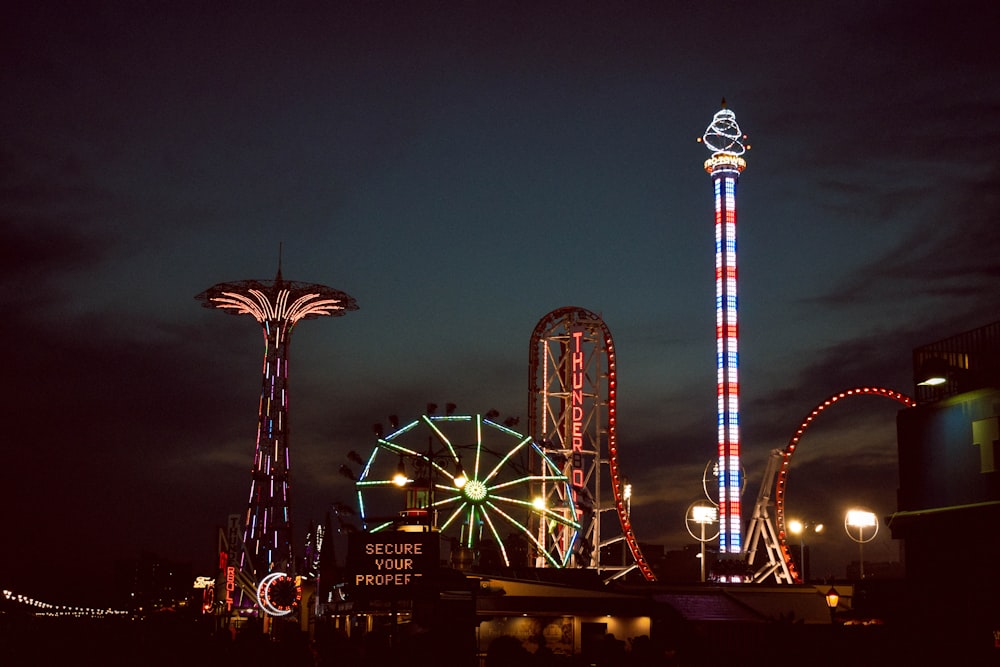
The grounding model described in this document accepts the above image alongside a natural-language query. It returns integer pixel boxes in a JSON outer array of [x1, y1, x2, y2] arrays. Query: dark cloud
[[812, 165, 1000, 324], [0, 218, 106, 288]]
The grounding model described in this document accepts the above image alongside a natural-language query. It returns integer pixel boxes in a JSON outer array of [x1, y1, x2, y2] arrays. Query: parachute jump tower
[[197, 264, 358, 602], [700, 101, 749, 573]]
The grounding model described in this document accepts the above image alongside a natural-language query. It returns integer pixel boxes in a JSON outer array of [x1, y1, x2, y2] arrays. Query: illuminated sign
[[217, 551, 235, 610], [703, 154, 746, 172], [347, 532, 439, 593], [257, 572, 301, 616], [570, 329, 585, 491], [226, 565, 235, 610]]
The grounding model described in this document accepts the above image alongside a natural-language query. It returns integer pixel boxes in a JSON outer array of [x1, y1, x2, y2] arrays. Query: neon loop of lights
[[702, 108, 747, 156], [774, 386, 915, 583], [256, 572, 300, 617]]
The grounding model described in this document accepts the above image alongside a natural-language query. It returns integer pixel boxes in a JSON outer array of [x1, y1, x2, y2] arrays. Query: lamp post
[[844, 509, 878, 579], [686, 502, 719, 582], [824, 587, 839, 624], [787, 519, 824, 582]]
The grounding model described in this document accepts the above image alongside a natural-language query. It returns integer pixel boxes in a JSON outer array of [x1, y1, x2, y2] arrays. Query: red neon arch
[[774, 386, 915, 583]]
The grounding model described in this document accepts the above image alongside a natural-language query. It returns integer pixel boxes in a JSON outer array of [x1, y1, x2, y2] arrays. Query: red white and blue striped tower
[[197, 266, 358, 591], [701, 100, 748, 571]]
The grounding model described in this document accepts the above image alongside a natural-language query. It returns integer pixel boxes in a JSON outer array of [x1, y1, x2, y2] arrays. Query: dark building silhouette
[[884, 321, 1000, 658], [114, 552, 193, 612], [890, 321, 1000, 578]]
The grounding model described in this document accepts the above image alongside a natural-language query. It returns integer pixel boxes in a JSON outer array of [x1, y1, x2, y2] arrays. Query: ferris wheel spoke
[[438, 503, 466, 531], [358, 449, 379, 480], [463, 505, 479, 548], [355, 490, 366, 524], [484, 493, 533, 516], [431, 489, 461, 510], [422, 415, 456, 451], [491, 474, 566, 493], [531, 443, 564, 475], [369, 521, 393, 533], [471, 418, 485, 479], [356, 480, 397, 488], [485, 501, 564, 568], [478, 505, 512, 566], [489, 494, 580, 531], [429, 459, 459, 480], [488, 476, 534, 492], [482, 436, 533, 483], [378, 441, 420, 457], [539, 508, 581, 530]]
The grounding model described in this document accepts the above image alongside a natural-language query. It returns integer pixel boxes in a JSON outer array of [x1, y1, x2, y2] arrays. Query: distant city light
[[3, 589, 128, 618]]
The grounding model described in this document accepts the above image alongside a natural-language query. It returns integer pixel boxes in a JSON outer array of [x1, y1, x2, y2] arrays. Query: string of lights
[[2, 588, 128, 618]]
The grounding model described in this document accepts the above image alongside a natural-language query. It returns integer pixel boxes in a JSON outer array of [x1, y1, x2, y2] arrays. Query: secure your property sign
[[346, 531, 439, 593]]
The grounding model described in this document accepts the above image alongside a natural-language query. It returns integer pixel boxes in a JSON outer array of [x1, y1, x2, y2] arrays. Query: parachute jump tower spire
[[197, 263, 358, 594], [700, 100, 749, 571]]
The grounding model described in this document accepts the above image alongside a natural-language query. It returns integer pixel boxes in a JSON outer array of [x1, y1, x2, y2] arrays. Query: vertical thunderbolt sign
[[571, 329, 585, 500]]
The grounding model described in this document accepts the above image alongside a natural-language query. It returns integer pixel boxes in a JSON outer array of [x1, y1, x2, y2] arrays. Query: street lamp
[[787, 519, 824, 582], [686, 502, 719, 582], [453, 463, 468, 489], [916, 357, 949, 386], [392, 456, 409, 487], [844, 508, 878, 579], [824, 587, 840, 624]]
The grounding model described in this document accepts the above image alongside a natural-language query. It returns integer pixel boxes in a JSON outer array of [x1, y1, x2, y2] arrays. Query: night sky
[[4, 2, 998, 604]]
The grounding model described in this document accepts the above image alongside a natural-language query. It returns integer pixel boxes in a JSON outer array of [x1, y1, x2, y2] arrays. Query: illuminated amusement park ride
[[197, 264, 358, 614], [353, 410, 580, 568], [696, 104, 917, 583], [699, 100, 749, 573], [528, 307, 655, 581]]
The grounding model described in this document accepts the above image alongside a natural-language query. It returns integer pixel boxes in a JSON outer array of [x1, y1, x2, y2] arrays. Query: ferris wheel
[[354, 412, 580, 568]]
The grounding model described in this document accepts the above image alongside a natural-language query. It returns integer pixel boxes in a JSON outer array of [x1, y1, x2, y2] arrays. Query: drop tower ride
[[701, 100, 748, 565], [197, 265, 358, 592]]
